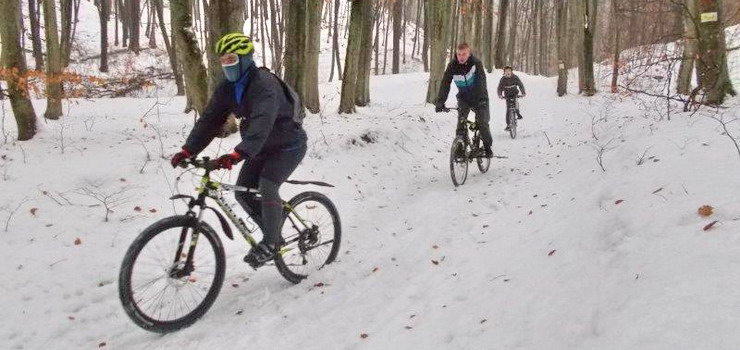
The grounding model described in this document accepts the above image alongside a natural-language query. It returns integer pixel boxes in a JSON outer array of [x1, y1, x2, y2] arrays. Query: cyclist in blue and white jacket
[[435, 43, 492, 158]]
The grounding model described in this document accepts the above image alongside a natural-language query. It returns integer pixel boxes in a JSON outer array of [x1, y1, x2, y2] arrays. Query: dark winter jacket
[[497, 74, 526, 98], [184, 65, 307, 158], [436, 55, 489, 107]]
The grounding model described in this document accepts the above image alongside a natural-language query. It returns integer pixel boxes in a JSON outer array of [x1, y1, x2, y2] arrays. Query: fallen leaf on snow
[[431, 260, 439, 265], [548, 249, 556, 256], [74, 238, 82, 246], [134, 206, 142, 212], [360, 333, 369, 339], [149, 208, 157, 213], [652, 187, 663, 194], [698, 205, 714, 217], [615, 200, 624, 205], [480, 319, 487, 324], [30, 208, 38, 216], [98, 342, 107, 348]]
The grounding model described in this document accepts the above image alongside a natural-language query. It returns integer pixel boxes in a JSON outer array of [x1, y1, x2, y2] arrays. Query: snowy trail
[[2, 71, 740, 350]]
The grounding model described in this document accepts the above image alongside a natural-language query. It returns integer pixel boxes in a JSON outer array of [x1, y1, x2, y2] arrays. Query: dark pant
[[457, 100, 493, 148], [505, 97, 523, 125], [235, 145, 307, 247]]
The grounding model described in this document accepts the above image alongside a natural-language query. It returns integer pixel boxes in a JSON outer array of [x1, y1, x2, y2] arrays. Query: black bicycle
[[119, 157, 341, 333], [505, 95, 524, 139], [444, 108, 491, 186]]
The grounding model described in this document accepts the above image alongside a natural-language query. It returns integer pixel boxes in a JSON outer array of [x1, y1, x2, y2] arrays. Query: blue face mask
[[222, 54, 254, 82]]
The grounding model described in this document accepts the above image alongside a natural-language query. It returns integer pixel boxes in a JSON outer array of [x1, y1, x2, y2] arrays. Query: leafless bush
[[708, 112, 740, 160], [75, 180, 135, 222], [593, 138, 617, 172]]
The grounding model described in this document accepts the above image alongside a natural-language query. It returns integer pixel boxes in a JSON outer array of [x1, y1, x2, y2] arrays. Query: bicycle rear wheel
[[119, 216, 225, 333], [449, 136, 469, 186], [274, 192, 342, 284]]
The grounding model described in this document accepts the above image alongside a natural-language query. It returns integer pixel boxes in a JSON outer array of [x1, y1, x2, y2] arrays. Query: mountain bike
[[505, 95, 524, 139], [118, 157, 341, 333], [445, 108, 491, 187]]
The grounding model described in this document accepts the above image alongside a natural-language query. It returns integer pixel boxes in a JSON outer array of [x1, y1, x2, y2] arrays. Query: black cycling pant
[[457, 100, 493, 148], [235, 145, 307, 247]]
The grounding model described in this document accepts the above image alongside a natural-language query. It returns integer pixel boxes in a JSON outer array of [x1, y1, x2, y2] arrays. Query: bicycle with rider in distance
[[442, 107, 491, 187]]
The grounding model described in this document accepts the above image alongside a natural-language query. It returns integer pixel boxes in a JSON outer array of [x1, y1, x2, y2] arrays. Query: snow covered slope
[[1, 68, 740, 350]]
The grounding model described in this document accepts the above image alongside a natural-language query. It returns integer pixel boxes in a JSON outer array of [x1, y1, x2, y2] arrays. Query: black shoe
[[517, 115, 523, 120], [483, 147, 493, 158], [243, 241, 276, 269], [504, 126, 511, 131]]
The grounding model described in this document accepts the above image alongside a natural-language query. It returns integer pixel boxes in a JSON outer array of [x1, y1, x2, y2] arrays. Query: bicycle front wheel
[[508, 110, 517, 139], [275, 192, 342, 284], [476, 138, 491, 173], [450, 136, 469, 186], [119, 215, 226, 333]]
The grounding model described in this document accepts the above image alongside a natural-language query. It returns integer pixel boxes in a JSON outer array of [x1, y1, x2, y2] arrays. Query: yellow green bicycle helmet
[[215, 33, 254, 55]]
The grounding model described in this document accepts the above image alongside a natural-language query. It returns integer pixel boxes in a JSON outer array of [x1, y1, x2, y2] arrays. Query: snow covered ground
[[2, 62, 740, 349]]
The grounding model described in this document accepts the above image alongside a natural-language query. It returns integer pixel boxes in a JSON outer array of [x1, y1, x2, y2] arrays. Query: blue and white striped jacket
[[436, 55, 489, 107]]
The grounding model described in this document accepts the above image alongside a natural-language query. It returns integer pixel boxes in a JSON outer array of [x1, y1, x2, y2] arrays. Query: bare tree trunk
[[355, 0, 374, 106], [494, 0, 509, 68], [482, 0, 494, 72], [610, 0, 620, 93], [556, 0, 567, 96], [42, 0, 64, 120], [426, 0, 453, 103], [171, 0, 208, 115], [581, 0, 597, 96], [330, 0, 343, 81], [392, 0, 403, 73], [0, 0, 38, 140], [422, 0, 429, 72], [269, 0, 284, 75], [677, 0, 698, 95], [60, 0, 73, 67], [96, 0, 112, 72], [305, 0, 324, 113], [339, 0, 366, 113], [696, 0, 736, 104], [284, 0, 307, 99], [412, 0, 422, 60], [28, 0, 44, 71], [507, 0, 518, 67], [154, 0, 184, 95], [205, 0, 245, 95], [129, 0, 141, 53], [449, 0, 459, 60]]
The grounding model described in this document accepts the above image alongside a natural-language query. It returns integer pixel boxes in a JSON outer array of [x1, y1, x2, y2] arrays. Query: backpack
[[259, 67, 306, 126]]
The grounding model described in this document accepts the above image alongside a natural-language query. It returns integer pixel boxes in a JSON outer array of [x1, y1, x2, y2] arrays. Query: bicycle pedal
[[243, 255, 264, 270]]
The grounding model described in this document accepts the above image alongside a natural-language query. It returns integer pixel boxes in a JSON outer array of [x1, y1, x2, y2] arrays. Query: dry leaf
[[698, 205, 714, 217], [314, 282, 325, 288], [360, 333, 369, 339], [404, 326, 413, 330], [431, 260, 439, 265], [30, 208, 38, 216], [615, 200, 624, 205], [74, 238, 82, 246], [149, 208, 157, 213], [703, 221, 719, 231], [372, 267, 379, 273], [548, 249, 556, 256], [231, 283, 239, 288], [432, 245, 439, 249], [68, 316, 75, 320], [98, 342, 107, 348], [652, 187, 663, 194], [480, 319, 487, 324], [133, 206, 142, 212]]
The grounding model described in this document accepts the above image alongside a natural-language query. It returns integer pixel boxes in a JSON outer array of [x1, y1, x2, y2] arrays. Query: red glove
[[170, 148, 192, 168], [213, 151, 242, 170]]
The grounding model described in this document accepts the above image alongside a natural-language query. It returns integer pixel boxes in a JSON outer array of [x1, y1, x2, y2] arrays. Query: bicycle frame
[[172, 158, 314, 269]]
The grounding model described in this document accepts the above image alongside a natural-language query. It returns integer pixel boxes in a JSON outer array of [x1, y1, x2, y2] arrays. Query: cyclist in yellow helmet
[[171, 33, 308, 268]]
